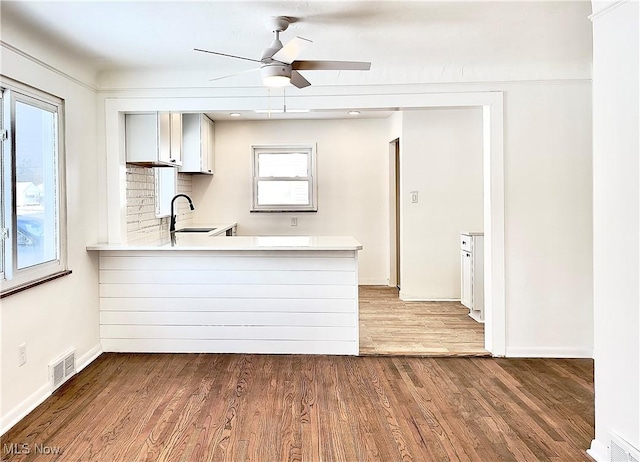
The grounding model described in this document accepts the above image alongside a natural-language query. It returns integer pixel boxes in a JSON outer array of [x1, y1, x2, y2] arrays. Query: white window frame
[[1, 77, 67, 295], [251, 144, 317, 212], [154, 167, 177, 218]]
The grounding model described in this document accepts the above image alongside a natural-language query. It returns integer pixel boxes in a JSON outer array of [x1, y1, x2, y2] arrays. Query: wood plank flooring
[[359, 286, 487, 356], [1, 354, 594, 462]]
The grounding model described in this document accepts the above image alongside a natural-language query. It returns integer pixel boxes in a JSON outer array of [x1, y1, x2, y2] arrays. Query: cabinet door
[[157, 112, 171, 163], [461, 250, 472, 308], [169, 113, 182, 166], [179, 114, 213, 174], [202, 116, 214, 174], [201, 115, 209, 173]]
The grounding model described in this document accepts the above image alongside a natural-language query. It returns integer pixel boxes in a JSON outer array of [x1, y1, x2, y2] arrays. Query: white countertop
[[87, 234, 363, 251], [187, 222, 236, 236]]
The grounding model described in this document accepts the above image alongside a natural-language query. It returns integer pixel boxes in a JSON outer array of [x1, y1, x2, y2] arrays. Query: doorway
[[369, 110, 487, 356], [389, 138, 400, 289]]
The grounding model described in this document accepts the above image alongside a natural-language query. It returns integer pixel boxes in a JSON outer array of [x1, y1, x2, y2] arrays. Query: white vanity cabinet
[[460, 232, 484, 322], [179, 113, 214, 174], [126, 112, 182, 167]]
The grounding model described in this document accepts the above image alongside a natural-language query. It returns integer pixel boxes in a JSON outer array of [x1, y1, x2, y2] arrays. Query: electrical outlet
[[291, 217, 298, 227], [18, 343, 26, 366], [410, 191, 419, 203]]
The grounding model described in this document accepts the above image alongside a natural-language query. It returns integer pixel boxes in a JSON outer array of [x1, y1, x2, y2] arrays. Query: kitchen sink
[[174, 227, 216, 233]]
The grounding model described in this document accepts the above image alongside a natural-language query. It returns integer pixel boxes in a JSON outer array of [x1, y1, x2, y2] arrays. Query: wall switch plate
[[410, 191, 419, 203], [18, 343, 26, 366], [291, 217, 298, 227]]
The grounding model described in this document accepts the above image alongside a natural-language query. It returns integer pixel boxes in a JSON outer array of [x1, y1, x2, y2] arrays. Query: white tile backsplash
[[125, 166, 193, 239]]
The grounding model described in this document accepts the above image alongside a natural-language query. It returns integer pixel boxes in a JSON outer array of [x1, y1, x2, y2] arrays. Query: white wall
[[589, 1, 639, 460], [503, 82, 593, 357], [399, 108, 484, 300], [0, 38, 101, 432], [191, 118, 389, 285]]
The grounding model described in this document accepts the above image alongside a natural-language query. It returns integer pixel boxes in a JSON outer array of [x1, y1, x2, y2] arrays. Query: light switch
[[410, 191, 419, 203]]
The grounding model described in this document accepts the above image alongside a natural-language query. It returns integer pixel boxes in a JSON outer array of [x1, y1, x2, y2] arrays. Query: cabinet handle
[[208, 169, 212, 172], [462, 241, 467, 245], [170, 159, 176, 163]]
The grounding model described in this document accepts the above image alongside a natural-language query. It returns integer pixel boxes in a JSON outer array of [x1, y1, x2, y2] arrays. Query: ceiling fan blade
[[271, 36, 312, 64], [292, 60, 371, 71], [194, 48, 261, 64], [290, 70, 311, 89], [209, 67, 260, 82]]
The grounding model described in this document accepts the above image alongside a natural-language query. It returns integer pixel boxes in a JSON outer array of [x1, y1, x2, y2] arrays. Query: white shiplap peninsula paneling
[[91, 236, 361, 355]]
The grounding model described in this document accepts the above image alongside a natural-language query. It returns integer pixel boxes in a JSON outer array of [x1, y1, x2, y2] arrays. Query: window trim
[[251, 144, 317, 212], [154, 166, 177, 218], [0, 76, 68, 295]]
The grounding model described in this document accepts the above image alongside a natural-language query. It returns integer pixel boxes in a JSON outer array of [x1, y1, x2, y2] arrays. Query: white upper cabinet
[[180, 113, 214, 175], [126, 112, 182, 167]]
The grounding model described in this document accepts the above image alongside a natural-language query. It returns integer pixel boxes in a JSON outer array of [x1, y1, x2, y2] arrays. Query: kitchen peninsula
[[87, 232, 362, 355]]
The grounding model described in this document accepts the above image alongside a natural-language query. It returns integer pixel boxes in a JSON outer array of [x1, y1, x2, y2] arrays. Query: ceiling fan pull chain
[[283, 87, 287, 114]]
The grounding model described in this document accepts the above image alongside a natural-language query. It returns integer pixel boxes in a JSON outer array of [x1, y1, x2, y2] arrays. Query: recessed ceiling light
[[348, 111, 361, 116], [229, 113, 241, 117]]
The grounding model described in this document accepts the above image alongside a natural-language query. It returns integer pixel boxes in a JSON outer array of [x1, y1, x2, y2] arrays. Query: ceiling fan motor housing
[[261, 62, 292, 86]]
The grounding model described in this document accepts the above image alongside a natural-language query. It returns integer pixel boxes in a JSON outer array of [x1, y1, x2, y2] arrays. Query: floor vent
[[49, 350, 76, 391], [610, 432, 640, 462]]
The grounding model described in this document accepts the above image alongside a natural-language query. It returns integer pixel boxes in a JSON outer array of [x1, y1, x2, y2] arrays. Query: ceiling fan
[[195, 16, 371, 88]]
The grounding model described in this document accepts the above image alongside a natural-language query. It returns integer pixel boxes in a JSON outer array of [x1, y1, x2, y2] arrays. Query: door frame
[[389, 138, 400, 288]]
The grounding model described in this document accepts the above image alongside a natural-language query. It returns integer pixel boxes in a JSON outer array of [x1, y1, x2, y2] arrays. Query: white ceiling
[[1, 1, 592, 120], [2, 1, 592, 76]]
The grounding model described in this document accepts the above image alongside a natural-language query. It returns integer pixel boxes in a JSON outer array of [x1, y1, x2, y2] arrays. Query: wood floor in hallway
[[1, 354, 594, 462], [359, 286, 487, 356]]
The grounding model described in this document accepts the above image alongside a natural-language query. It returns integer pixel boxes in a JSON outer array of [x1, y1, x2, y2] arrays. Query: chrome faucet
[[170, 194, 195, 233]]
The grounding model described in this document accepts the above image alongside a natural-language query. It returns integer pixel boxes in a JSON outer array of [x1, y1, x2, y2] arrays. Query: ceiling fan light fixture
[[261, 64, 292, 87], [263, 75, 291, 87]]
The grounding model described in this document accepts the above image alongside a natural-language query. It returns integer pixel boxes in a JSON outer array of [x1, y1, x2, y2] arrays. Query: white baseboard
[[76, 344, 103, 372], [0, 343, 102, 436], [358, 278, 389, 285], [399, 291, 460, 302], [505, 346, 593, 358], [587, 439, 608, 461], [0, 382, 51, 436]]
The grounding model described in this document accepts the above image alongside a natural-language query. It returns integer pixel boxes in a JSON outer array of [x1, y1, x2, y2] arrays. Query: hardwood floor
[[359, 286, 487, 356], [2, 354, 593, 462]]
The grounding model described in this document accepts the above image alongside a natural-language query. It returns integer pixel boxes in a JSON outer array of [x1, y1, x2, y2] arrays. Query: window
[[251, 144, 317, 212], [1, 78, 67, 295], [154, 167, 177, 218]]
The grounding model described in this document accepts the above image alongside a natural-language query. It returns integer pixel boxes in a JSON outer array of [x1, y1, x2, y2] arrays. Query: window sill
[[1, 270, 73, 299], [250, 209, 318, 213]]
